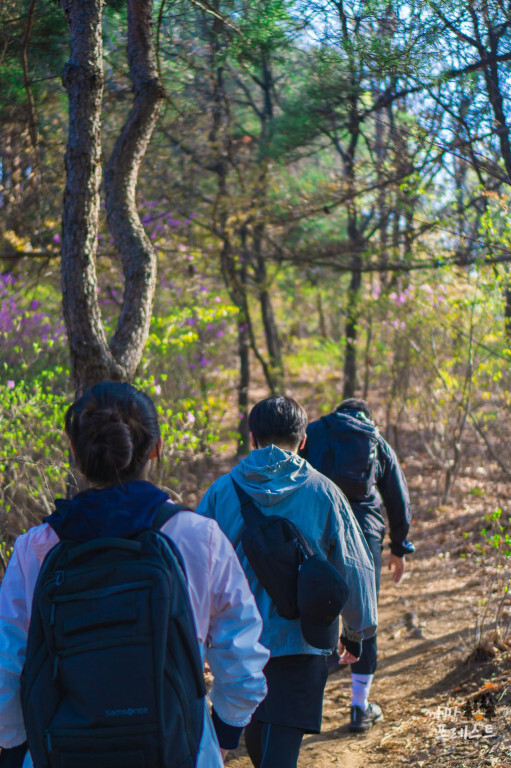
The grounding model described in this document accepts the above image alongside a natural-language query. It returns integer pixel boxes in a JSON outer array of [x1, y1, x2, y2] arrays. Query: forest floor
[[191, 406, 511, 768]]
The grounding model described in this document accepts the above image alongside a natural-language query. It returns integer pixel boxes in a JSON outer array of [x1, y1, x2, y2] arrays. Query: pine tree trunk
[[60, 0, 119, 393]]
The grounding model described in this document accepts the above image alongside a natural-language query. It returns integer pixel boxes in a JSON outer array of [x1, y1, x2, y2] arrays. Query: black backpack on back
[[20, 503, 206, 768], [320, 412, 379, 501], [232, 479, 313, 620]]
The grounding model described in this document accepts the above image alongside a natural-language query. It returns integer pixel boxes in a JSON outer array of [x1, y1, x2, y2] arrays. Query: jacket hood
[[327, 410, 377, 438], [45, 481, 169, 542], [231, 445, 311, 507]]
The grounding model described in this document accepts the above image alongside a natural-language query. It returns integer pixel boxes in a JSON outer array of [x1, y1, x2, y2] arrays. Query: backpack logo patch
[[105, 707, 149, 718]]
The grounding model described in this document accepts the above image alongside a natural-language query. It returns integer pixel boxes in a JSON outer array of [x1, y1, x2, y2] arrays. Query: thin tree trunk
[[21, 0, 40, 177], [505, 284, 511, 340], [343, 265, 361, 398], [237, 258, 251, 455], [254, 226, 284, 392], [218, 237, 252, 454], [343, 201, 362, 398], [483, 59, 511, 180], [316, 290, 328, 339], [237, 318, 251, 455], [362, 310, 373, 400]]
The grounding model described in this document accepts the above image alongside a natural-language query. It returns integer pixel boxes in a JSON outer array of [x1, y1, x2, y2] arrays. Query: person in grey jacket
[[197, 395, 377, 768]]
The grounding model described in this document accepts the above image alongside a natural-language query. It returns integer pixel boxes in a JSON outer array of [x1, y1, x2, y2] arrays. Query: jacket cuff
[[341, 622, 362, 643], [340, 635, 362, 658], [390, 540, 415, 557], [211, 708, 244, 750]]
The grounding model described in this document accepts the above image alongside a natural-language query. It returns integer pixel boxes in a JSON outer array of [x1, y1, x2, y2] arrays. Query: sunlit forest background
[[2, 0, 511, 555]]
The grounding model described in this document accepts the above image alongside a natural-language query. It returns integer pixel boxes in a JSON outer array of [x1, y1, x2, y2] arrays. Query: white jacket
[[0, 510, 269, 768]]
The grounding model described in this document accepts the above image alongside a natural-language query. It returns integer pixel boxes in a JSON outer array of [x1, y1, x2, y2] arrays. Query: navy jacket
[[302, 410, 413, 557]]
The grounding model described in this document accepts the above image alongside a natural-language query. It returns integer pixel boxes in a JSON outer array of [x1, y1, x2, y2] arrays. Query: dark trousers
[[245, 654, 328, 768], [245, 720, 304, 768], [350, 533, 382, 675]]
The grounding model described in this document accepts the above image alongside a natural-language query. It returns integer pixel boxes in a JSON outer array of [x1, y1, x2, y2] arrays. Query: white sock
[[351, 673, 373, 710]]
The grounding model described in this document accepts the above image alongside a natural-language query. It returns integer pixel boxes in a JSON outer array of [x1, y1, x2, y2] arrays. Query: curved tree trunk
[[60, 0, 164, 394], [105, 0, 165, 377]]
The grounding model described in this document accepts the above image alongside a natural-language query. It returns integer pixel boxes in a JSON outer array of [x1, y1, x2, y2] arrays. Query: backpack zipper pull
[[55, 571, 65, 586], [297, 541, 308, 559], [45, 730, 52, 753]]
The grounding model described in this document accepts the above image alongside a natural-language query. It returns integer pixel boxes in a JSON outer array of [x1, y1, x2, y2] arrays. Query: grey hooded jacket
[[196, 446, 377, 657]]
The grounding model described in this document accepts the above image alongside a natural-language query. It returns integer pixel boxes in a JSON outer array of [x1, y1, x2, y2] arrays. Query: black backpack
[[232, 479, 313, 620], [20, 503, 206, 768], [320, 413, 379, 501]]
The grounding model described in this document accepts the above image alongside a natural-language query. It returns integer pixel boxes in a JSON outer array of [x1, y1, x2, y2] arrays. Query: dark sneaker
[[349, 703, 383, 733]]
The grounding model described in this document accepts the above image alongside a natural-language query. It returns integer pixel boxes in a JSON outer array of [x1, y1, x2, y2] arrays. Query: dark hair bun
[[65, 381, 160, 485], [77, 408, 134, 483]]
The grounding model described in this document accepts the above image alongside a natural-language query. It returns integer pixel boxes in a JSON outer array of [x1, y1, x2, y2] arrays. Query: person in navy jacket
[[302, 398, 414, 733]]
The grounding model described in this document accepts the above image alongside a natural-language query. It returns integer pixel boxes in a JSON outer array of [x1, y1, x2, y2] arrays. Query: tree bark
[[251, 53, 284, 393], [254, 225, 284, 392], [105, 0, 165, 377], [60, 0, 164, 393], [343, 262, 361, 398], [482, 58, 511, 180], [237, 254, 251, 455], [504, 285, 511, 341], [21, 0, 40, 176], [60, 0, 119, 393], [237, 316, 251, 455]]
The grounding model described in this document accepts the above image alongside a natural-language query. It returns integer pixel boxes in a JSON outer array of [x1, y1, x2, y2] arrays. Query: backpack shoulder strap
[[231, 477, 264, 527], [152, 501, 191, 531], [150, 501, 191, 580]]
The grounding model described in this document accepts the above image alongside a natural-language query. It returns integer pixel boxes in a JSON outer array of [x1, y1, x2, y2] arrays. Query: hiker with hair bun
[[302, 397, 414, 734], [0, 380, 268, 768]]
